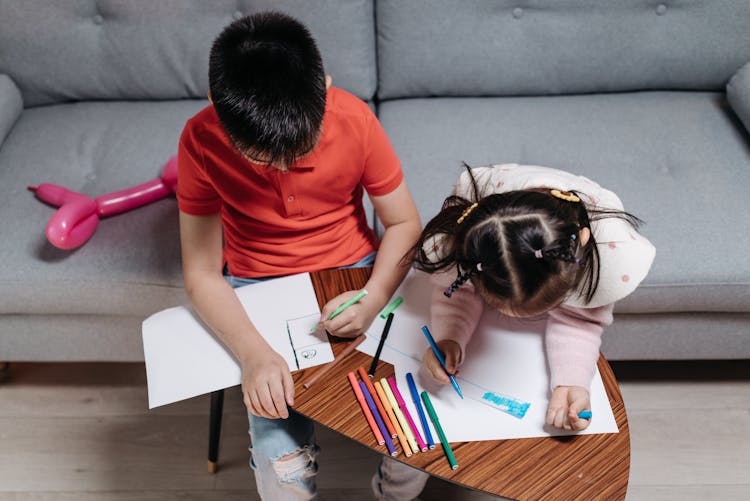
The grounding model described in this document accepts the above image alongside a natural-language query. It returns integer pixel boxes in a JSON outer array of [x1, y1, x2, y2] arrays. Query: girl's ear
[[325, 75, 332, 89], [579, 227, 591, 246], [207, 91, 213, 104]]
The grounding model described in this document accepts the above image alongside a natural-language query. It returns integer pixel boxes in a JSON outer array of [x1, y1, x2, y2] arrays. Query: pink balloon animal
[[29, 155, 178, 250]]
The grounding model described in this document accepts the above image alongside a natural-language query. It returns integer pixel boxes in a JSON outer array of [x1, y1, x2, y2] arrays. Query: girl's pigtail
[[407, 164, 485, 273], [408, 197, 470, 272], [536, 232, 581, 264], [444, 263, 482, 297]]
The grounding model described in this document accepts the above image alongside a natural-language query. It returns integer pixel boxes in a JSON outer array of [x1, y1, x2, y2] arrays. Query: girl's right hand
[[422, 340, 463, 384], [240, 346, 295, 419], [547, 385, 591, 431]]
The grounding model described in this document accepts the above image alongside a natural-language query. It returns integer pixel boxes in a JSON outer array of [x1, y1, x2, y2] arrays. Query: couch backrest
[[376, 0, 750, 99], [0, 0, 376, 107]]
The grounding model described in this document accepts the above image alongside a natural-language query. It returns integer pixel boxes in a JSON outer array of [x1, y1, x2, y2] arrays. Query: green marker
[[379, 296, 404, 319], [312, 289, 368, 332], [421, 391, 458, 470], [329, 289, 368, 320]]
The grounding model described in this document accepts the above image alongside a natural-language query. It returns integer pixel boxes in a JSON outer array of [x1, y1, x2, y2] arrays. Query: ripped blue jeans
[[246, 411, 319, 500], [225, 252, 377, 500]]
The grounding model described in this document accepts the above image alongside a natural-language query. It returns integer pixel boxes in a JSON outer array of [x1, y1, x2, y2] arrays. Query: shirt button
[[287, 195, 295, 202]]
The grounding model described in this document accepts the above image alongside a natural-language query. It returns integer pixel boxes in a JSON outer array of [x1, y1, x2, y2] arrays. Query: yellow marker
[[374, 380, 411, 457], [381, 377, 419, 454]]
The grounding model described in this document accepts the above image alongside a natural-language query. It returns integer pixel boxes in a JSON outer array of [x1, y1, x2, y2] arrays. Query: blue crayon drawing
[[481, 392, 531, 419]]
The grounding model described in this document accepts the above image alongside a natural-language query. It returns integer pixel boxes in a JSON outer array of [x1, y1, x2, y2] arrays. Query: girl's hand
[[546, 385, 591, 431], [422, 340, 462, 384], [240, 345, 295, 419], [320, 289, 384, 339]]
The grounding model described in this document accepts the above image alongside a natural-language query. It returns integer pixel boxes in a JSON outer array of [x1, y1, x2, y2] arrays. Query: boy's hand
[[546, 385, 591, 431], [240, 345, 295, 419], [320, 289, 384, 339], [422, 340, 462, 384]]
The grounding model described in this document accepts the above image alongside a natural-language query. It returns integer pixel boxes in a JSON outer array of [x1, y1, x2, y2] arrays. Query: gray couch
[[1, 0, 749, 363]]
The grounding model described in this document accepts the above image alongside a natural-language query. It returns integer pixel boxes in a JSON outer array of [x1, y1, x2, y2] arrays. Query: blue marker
[[405, 372, 435, 449], [578, 410, 592, 419], [420, 325, 463, 399]]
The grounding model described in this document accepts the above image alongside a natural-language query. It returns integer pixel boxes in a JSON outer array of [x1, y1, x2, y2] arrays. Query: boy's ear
[[207, 91, 213, 104], [325, 75, 332, 89], [579, 227, 591, 246]]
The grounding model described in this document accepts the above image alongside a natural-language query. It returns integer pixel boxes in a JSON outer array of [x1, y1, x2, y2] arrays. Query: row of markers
[[347, 366, 458, 470]]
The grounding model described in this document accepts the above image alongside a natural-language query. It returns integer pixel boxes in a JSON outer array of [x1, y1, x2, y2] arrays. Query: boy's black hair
[[409, 164, 643, 315], [209, 11, 326, 167]]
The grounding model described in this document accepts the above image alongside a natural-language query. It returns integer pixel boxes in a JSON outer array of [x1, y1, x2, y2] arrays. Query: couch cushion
[[0, 74, 23, 145], [1, 315, 147, 361], [0, 0, 376, 106], [376, 0, 750, 99], [378, 91, 750, 313], [728, 61, 750, 134], [0, 100, 210, 317]]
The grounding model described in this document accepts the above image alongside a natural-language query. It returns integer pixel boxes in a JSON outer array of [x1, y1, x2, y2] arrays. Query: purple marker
[[360, 381, 397, 456]]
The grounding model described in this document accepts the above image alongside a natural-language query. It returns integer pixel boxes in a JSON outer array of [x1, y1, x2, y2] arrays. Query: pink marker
[[388, 377, 428, 452]]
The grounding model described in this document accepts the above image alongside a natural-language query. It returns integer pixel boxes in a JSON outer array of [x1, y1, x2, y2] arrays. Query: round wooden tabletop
[[294, 268, 630, 500]]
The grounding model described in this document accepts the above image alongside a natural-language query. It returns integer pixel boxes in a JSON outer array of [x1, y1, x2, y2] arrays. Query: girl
[[371, 164, 655, 500], [413, 163, 655, 432]]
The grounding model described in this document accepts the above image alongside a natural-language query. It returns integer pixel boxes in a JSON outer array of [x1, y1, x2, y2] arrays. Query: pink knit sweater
[[429, 271, 614, 389]]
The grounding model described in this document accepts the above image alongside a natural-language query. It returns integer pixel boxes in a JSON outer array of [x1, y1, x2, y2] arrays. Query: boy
[[177, 11, 421, 500]]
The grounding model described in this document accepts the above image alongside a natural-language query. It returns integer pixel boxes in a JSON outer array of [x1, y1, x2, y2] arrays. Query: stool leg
[[208, 389, 224, 474]]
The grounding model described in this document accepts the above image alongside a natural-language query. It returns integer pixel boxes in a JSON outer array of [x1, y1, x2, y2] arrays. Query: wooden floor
[[0, 361, 748, 500]]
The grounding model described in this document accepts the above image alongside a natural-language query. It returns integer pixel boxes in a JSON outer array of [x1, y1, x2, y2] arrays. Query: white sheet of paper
[[142, 273, 331, 408], [287, 314, 335, 370], [358, 270, 619, 442]]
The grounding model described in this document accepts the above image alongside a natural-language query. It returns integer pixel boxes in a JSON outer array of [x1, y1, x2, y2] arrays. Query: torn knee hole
[[271, 446, 319, 483], [276, 449, 306, 462]]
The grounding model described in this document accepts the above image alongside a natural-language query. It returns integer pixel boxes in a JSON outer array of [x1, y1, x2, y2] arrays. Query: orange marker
[[357, 366, 397, 439], [347, 372, 384, 445], [374, 380, 411, 457]]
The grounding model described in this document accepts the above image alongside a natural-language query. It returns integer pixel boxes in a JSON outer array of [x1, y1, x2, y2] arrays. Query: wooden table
[[296, 267, 630, 500]]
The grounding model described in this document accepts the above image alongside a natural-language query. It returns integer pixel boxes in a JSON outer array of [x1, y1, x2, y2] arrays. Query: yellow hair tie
[[550, 189, 581, 203], [457, 202, 478, 224]]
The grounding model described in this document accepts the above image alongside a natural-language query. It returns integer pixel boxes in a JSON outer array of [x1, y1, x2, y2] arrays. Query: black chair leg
[[208, 389, 225, 473]]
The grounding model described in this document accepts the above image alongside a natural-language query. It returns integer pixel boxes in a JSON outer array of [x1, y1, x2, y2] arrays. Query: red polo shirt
[[177, 87, 403, 278]]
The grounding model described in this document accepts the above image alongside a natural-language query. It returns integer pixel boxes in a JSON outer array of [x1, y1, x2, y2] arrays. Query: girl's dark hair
[[209, 11, 326, 167], [410, 164, 643, 315]]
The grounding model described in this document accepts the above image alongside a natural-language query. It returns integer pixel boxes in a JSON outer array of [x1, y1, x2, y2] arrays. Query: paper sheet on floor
[[142, 273, 332, 408], [358, 270, 619, 442]]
